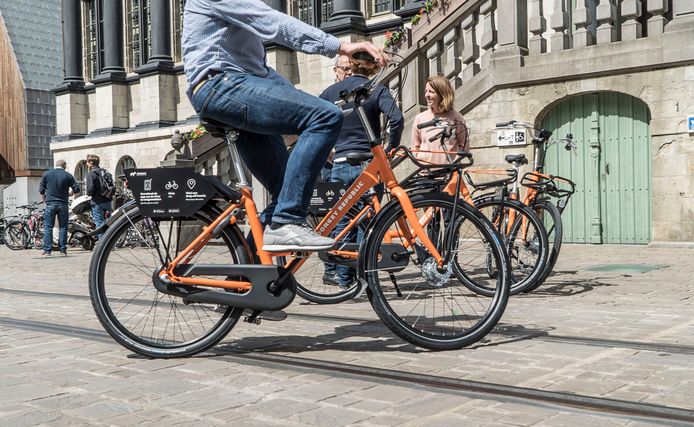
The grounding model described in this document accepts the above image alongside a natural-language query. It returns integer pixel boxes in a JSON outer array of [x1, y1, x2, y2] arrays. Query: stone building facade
[[52, 0, 694, 244]]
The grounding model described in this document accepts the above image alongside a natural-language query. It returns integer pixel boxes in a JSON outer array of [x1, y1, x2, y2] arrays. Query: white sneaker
[[262, 223, 335, 252]]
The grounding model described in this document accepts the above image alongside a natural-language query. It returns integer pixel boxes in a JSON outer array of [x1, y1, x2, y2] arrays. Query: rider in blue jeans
[[182, 0, 386, 252], [38, 159, 81, 256]]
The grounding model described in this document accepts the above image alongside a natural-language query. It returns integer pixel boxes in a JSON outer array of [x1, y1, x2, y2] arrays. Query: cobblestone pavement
[[1, 243, 693, 426]]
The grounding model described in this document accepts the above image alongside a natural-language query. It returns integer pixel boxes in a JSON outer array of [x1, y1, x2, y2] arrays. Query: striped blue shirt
[[182, 0, 342, 96]]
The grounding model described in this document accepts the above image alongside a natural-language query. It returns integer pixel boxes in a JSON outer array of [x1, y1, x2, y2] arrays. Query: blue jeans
[[327, 162, 365, 285], [44, 203, 68, 253], [190, 71, 343, 225], [91, 200, 112, 239]]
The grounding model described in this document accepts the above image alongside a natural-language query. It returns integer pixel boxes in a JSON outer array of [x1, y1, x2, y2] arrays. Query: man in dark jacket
[[318, 60, 404, 288], [38, 159, 80, 256], [86, 154, 113, 238]]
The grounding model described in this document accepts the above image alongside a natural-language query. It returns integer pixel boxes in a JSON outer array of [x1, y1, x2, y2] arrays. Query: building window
[[172, 0, 185, 62], [82, 0, 103, 81], [372, 0, 391, 15], [295, 0, 333, 26], [126, 0, 151, 72]]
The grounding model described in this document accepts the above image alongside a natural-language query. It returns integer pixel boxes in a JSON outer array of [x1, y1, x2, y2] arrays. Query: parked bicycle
[[4, 202, 45, 250], [89, 59, 512, 357], [478, 120, 577, 291]]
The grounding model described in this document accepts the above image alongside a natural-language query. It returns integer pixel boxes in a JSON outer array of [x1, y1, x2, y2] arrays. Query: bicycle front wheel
[[89, 207, 250, 358], [4, 221, 28, 250], [362, 193, 510, 350]]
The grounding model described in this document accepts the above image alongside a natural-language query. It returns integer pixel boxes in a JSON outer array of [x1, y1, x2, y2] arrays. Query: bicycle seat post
[[225, 130, 250, 189]]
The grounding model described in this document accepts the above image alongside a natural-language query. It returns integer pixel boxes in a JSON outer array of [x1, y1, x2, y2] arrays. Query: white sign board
[[688, 116, 694, 133], [494, 128, 527, 147]]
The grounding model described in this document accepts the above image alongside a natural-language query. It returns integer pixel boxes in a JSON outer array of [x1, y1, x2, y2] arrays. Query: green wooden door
[[541, 92, 651, 244]]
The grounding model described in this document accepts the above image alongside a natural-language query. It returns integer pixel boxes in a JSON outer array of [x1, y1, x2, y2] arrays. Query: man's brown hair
[[86, 154, 100, 167]]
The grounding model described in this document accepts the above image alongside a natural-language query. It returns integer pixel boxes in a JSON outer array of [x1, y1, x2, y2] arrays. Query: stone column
[[646, 0, 668, 36], [528, 0, 546, 55], [573, 2, 594, 48], [426, 42, 442, 77], [53, 0, 88, 140], [94, 0, 126, 82], [665, 0, 694, 31], [137, 0, 174, 74], [322, 0, 366, 34], [93, 0, 128, 134], [620, 0, 642, 41], [461, 13, 480, 83], [549, 0, 569, 51], [491, 0, 527, 68], [60, 0, 84, 88], [595, 0, 617, 44], [442, 26, 462, 88], [479, 0, 496, 70], [135, 0, 177, 128]]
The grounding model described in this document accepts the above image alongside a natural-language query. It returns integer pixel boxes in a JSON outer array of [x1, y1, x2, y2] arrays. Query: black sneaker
[[262, 223, 335, 252], [41, 251, 51, 256], [322, 272, 340, 286]]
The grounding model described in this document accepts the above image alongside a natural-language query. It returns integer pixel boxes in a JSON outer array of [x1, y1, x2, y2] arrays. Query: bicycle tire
[[472, 196, 549, 295], [32, 217, 45, 249], [361, 193, 510, 350], [523, 200, 563, 293], [89, 206, 249, 358], [3, 221, 28, 250]]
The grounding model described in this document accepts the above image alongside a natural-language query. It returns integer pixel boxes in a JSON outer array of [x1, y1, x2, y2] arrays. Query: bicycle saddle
[[504, 154, 528, 165], [200, 118, 237, 138], [346, 152, 374, 166]]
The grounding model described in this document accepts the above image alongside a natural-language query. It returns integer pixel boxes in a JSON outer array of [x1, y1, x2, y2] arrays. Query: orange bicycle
[[88, 64, 511, 356], [401, 120, 550, 296]]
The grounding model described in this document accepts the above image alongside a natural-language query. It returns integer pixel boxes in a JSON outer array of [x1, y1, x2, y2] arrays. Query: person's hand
[[337, 41, 388, 68]]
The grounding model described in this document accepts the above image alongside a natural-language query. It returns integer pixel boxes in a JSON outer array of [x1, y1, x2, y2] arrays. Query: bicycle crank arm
[[153, 265, 297, 312]]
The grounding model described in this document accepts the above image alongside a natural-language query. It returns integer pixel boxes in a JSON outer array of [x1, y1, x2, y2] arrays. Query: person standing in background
[[38, 160, 80, 256], [86, 154, 114, 239], [411, 75, 469, 165]]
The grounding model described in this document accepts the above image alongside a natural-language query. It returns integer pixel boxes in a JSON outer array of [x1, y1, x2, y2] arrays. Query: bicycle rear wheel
[[473, 197, 549, 295], [362, 193, 510, 350], [89, 207, 250, 358], [523, 200, 563, 293], [282, 208, 371, 304], [4, 221, 28, 250]]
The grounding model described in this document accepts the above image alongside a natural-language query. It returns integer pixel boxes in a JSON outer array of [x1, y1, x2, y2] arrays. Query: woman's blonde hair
[[426, 75, 454, 112]]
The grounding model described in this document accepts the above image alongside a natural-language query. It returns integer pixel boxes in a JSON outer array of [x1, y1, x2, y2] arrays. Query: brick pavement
[[1, 244, 693, 426]]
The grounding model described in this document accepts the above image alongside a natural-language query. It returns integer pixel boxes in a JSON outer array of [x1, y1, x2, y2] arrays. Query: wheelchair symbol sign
[[688, 116, 694, 133]]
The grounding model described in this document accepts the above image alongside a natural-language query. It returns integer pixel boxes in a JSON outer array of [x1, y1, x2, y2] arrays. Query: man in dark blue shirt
[[318, 61, 404, 288], [38, 160, 80, 256]]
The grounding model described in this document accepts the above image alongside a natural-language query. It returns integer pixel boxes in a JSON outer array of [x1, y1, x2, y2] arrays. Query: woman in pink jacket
[[411, 75, 469, 164]]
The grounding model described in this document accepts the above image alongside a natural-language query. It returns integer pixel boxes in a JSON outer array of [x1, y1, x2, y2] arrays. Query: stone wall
[[455, 65, 694, 242]]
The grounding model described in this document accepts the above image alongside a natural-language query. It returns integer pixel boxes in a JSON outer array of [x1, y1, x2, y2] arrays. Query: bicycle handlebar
[[417, 118, 440, 129]]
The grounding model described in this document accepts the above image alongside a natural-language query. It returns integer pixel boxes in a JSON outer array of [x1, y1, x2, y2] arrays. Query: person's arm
[[209, 1, 386, 66], [411, 116, 422, 151], [377, 86, 403, 149], [38, 173, 46, 202], [86, 171, 94, 196], [71, 175, 81, 195]]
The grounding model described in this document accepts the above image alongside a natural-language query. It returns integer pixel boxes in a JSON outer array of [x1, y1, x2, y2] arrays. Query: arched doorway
[[74, 160, 89, 192], [540, 92, 651, 244], [115, 155, 136, 188]]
